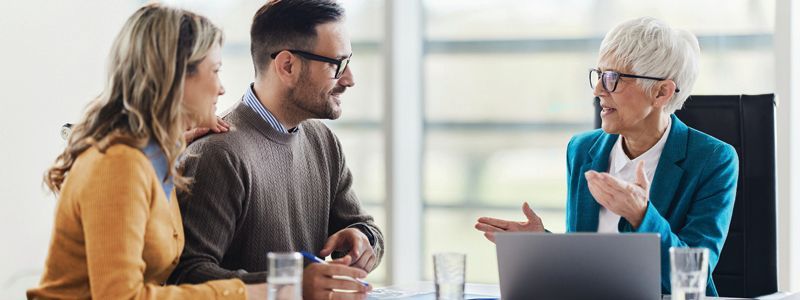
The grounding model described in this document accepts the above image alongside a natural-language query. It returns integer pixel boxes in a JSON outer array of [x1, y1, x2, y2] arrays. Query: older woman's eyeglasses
[[271, 50, 352, 79], [589, 68, 680, 93]]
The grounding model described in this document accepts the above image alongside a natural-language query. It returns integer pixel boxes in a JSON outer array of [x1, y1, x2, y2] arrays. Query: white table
[[368, 282, 498, 299], [368, 282, 798, 300]]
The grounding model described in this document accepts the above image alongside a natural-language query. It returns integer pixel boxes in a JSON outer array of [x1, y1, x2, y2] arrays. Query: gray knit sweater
[[168, 102, 384, 284]]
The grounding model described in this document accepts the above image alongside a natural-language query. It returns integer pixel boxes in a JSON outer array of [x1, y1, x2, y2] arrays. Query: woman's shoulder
[[71, 143, 151, 177], [80, 142, 147, 162], [684, 126, 737, 158], [678, 125, 739, 173], [565, 128, 613, 165], [60, 143, 157, 206], [568, 128, 608, 150]]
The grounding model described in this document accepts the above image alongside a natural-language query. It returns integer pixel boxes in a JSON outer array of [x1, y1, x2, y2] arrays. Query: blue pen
[[299, 251, 370, 287]]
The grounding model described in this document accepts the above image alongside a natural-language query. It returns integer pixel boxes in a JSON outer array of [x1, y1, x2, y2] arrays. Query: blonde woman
[[27, 4, 265, 299]]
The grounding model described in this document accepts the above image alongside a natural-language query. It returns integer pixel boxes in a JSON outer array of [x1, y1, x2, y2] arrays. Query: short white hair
[[599, 17, 700, 114]]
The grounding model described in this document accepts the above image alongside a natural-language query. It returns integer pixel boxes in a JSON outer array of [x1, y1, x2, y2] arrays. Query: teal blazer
[[565, 114, 738, 296]]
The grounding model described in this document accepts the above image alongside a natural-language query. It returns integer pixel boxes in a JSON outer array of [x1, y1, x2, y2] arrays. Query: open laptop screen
[[495, 233, 661, 300]]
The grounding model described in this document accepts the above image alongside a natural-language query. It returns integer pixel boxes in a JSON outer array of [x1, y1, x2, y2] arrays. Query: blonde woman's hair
[[45, 3, 223, 193]]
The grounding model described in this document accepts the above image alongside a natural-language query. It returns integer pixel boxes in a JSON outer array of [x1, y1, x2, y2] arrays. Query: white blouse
[[597, 117, 672, 233]]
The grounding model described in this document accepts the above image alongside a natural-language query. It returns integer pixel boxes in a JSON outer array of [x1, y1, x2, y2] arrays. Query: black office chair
[[593, 94, 777, 298]]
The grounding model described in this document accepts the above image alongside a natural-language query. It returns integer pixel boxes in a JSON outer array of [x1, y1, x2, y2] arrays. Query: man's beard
[[287, 72, 342, 120]]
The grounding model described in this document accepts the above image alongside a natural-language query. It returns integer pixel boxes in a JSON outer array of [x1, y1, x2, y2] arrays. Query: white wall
[[0, 1, 136, 298]]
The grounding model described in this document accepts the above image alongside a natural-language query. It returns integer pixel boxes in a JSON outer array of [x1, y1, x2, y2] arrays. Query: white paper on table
[[367, 282, 435, 299], [367, 288, 432, 299]]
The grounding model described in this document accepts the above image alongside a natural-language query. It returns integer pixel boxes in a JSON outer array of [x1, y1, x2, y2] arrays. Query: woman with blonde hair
[[28, 4, 264, 299]]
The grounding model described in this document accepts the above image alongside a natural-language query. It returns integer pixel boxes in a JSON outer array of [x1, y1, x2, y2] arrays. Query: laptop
[[495, 233, 661, 300]]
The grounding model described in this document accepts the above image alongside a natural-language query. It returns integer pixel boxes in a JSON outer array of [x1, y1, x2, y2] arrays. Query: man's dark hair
[[250, 0, 344, 76]]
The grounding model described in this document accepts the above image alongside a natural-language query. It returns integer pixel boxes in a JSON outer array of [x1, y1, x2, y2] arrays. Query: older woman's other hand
[[183, 116, 230, 144], [474, 202, 545, 243], [585, 160, 650, 229]]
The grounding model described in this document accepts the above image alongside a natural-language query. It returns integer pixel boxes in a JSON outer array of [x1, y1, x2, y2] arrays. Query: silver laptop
[[496, 233, 661, 300]]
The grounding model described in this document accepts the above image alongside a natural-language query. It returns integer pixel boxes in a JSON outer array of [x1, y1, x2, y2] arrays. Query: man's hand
[[320, 228, 377, 272], [245, 283, 267, 300], [584, 160, 650, 229], [474, 202, 545, 243], [183, 116, 230, 144], [303, 256, 372, 300]]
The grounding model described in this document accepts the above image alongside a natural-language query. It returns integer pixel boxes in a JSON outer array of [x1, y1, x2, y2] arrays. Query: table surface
[[368, 282, 498, 299], [367, 282, 798, 300]]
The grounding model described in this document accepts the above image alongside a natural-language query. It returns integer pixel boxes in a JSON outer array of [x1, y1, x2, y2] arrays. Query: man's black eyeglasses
[[270, 49, 352, 79], [589, 68, 680, 93]]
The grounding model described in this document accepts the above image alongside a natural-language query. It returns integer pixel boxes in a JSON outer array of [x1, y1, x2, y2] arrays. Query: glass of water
[[267, 252, 303, 300], [670, 247, 709, 300], [433, 252, 466, 300]]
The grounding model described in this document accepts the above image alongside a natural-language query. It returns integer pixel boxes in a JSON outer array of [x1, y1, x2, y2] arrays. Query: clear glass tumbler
[[267, 252, 303, 300], [670, 247, 709, 300], [433, 252, 466, 300]]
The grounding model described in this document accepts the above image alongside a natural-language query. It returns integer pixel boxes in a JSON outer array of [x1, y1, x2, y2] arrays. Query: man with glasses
[[169, 1, 382, 299]]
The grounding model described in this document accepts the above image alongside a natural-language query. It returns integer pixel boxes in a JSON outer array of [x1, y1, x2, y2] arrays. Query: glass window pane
[[695, 49, 774, 94], [336, 50, 384, 121], [425, 52, 597, 122], [324, 128, 385, 206], [424, 49, 774, 123], [342, 0, 385, 42], [425, 0, 774, 40], [424, 129, 585, 208]]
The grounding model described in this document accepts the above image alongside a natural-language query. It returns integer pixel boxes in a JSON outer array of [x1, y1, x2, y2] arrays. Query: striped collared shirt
[[241, 83, 298, 134]]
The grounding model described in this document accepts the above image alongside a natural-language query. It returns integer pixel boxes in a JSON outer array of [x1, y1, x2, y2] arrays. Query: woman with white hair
[[475, 17, 737, 296]]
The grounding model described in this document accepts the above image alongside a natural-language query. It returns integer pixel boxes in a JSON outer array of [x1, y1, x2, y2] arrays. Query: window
[[421, 0, 774, 283]]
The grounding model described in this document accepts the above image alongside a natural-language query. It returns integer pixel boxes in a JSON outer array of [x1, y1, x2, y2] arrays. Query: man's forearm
[[170, 261, 267, 284]]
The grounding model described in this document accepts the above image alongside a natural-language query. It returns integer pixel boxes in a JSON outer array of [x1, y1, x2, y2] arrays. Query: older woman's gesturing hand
[[474, 202, 545, 243], [584, 160, 650, 229]]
